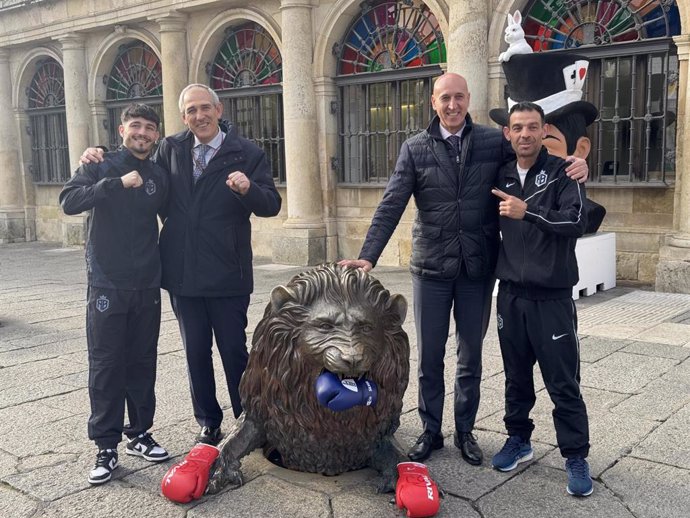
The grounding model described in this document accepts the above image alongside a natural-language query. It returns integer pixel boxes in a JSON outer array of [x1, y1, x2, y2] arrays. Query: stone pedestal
[[61, 214, 87, 246], [0, 210, 27, 244], [272, 226, 327, 266], [656, 234, 690, 293]]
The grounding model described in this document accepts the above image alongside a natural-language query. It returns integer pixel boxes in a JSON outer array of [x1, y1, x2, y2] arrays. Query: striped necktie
[[447, 135, 461, 164]]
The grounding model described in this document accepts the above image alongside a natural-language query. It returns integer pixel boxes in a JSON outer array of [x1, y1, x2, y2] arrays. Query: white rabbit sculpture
[[498, 10, 533, 63]]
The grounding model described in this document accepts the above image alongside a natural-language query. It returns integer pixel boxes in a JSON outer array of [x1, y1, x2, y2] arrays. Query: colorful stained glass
[[337, 1, 446, 75], [523, 0, 681, 51], [210, 22, 282, 90], [106, 42, 163, 100], [28, 58, 65, 109]]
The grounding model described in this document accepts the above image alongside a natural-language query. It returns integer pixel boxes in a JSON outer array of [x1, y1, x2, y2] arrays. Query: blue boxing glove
[[315, 371, 378, 411]]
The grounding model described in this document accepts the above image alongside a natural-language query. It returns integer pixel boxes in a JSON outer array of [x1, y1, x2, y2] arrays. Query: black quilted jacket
[[359, 114, 511, 280]]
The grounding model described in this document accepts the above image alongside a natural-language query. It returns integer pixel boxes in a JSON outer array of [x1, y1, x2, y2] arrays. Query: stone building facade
[[0, 0, 689, 291]]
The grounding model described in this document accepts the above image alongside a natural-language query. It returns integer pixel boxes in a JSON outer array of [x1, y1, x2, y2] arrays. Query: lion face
[[296, 296, 382, 377], [239, 264, 410, 474]]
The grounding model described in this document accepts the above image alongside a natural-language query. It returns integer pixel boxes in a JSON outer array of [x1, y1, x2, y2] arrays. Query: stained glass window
[[26, 58, 69, 184], [336, 0, 445, 75], [521, 0, 681, 184], [210, 22, 285, 183], [336, 1, 443, 183], [524, 0, 681, 51], [210, 22, 281, 89], [106, 41, 163, 100], [28, 58, 64, 108]]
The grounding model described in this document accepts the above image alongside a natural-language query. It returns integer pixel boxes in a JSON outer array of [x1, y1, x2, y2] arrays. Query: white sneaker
[[125, 432, 169, 462], [88, 449, 118, 485]]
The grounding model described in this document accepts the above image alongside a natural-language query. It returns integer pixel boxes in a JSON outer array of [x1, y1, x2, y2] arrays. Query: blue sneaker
[[566, 457, 593, 496], [492, 436, 533, 471]]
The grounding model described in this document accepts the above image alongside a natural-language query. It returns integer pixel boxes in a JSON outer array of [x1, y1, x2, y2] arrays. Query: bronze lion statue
[[206, 263, 409, 493]]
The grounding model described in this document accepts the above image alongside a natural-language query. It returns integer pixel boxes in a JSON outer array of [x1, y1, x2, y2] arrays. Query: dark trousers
[[412, 269, 495, 435], [86, 287, 161, 450], [496, 289, 590, 458], [170, 294, 250, 428]]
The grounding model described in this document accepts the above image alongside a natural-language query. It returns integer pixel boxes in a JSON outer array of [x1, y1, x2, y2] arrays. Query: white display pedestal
[[492, 232, 617, 300], [572, 232, 616, 300]]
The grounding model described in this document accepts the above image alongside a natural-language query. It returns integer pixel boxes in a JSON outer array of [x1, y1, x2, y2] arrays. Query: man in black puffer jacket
[[340, 73, 588, 466]]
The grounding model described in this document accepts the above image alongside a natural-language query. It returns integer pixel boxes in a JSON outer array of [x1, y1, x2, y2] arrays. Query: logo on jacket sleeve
[[535, 170, 547, 187], [145, 178, 156, 195], [96, 295, 110, 313]]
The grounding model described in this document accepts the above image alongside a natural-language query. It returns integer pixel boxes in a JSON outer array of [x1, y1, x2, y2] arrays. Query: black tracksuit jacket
[[495, 148, 587, 293], [59, 148, 169, 289]]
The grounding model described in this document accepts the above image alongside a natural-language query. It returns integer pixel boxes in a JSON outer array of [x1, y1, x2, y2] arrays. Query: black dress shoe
[[455, 431, 483, 465], [407, 431, 444, 462], [196, 426, 222, 446]]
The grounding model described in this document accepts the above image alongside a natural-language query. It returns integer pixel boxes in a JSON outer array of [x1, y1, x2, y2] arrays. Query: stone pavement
[[1, 241, 689, 518]]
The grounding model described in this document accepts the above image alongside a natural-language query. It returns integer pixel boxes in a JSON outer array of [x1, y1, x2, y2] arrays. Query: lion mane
[[239, 263, 409, 475]]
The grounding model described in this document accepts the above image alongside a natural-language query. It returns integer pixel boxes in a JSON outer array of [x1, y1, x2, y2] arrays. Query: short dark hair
[[547, 112, 588, 155], [508, 101, 545, 124], [121, 103, 160, 128]]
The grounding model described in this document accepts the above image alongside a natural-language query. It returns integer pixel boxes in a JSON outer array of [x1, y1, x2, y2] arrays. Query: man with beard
[[60, 103, 170, 485]]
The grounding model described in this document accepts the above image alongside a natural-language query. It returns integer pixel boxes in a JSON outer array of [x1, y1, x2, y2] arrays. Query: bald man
[[341, 73, 588, 465]]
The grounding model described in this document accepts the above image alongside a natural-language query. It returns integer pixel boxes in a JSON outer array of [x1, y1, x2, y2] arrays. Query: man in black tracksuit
[[490, 102, 593, 497], [60, 104, 170, 485]]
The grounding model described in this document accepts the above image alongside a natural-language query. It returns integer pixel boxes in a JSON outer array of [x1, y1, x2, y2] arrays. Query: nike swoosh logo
[[506, 182, 516, 188], [552, 333, 568, 340]]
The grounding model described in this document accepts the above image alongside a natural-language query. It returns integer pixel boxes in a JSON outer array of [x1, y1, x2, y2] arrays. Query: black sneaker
[[196, 426, 222, 446], [88, 449, 118, 485], [125, 432, 170, 462]]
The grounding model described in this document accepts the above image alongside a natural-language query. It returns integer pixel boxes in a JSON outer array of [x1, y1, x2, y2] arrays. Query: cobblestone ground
[[1, 242, 688, 518]]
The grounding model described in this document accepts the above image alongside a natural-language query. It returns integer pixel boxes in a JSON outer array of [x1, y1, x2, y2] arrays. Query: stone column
[[57, 34, 90, 170], [57, 34, 91, 245], [656, 35, 690, 292], [314, 76, 338, 261], [273, 0, 325, 265], [151, 11, 188, 135], [0, 49, 26, 243], [446, 1, 489, 124]]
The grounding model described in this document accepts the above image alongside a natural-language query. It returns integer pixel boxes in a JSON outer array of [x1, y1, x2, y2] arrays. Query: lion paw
[[375, 473, 396, 494], [205, 459, 244, 494]]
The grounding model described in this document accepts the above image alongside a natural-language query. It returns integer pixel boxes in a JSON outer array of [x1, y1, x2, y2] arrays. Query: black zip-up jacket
[[359, 114, 511, 280], [59, 148, 169, 289], [155, 125, 281, 297], [495, 147, 587, 294]]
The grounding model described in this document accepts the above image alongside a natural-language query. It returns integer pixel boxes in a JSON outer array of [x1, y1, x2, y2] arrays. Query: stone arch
[[188, 7, 282, 85], [88, 27, 161, 105], [313, 0, 448, 79], [13, 46, 63, 110]]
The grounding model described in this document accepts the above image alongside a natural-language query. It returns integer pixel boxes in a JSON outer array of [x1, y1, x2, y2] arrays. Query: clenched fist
[[121, 170, 143, 189], [226, 171, 250, 195]]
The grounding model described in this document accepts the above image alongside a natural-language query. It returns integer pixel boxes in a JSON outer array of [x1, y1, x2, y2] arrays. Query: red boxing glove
[[161, 443, 220, 503], [395, 462, 440, 518]]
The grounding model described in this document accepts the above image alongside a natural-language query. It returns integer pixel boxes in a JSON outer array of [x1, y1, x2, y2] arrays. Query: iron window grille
[[26, 58, 70, 184], [335, 0, 445, 184], [104, 41, 164, 152], [522, 0, 681, 185], [210, 22, 285, 184]]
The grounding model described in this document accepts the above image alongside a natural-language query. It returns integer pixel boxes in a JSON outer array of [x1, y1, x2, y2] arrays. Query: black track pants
[[496, 290, 590, 458], [86, 287, 161, 449]]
